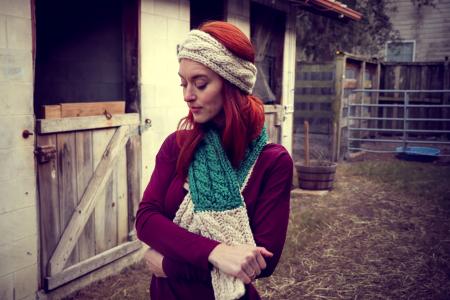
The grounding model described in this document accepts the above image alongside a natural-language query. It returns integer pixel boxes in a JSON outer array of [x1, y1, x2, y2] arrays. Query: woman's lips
[[190, 107, 202, 113]]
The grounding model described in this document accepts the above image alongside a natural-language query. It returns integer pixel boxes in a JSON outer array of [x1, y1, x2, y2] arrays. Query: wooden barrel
[[295, 163, 337, 190]]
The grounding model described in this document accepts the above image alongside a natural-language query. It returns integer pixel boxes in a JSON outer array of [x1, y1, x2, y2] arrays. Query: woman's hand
[[144, 248, 167, 278], [208, 244, 273, 284]]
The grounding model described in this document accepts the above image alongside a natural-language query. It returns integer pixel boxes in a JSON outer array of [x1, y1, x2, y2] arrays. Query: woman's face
[[179, 59, 224, 124]]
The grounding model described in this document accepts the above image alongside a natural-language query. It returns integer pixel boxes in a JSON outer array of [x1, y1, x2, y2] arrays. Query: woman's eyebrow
[[178, 73, 209, 80]]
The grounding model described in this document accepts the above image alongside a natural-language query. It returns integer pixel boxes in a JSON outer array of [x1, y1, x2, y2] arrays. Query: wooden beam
[[45, 240, 142, 291], [48, 125, 133, 275], [126, 135, 141, 240], [264, 104, 283, 114], [36, 113, 139, 134], [41, 105, 62, 119], [60, 101, 125, 118]]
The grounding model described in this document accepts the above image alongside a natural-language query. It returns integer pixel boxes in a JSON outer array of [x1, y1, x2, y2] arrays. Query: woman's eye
[[196, 82, 207, 90], [180, 82, 187, 88]]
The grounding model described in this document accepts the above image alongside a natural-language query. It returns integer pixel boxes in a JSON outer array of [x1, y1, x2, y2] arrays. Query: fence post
[[402, 92, 409, 150], [444, 58, 449, 139]]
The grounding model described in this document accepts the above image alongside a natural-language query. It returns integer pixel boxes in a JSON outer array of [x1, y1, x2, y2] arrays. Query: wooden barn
[[0, 0, 305, 298], [0, 0, 366, 298]]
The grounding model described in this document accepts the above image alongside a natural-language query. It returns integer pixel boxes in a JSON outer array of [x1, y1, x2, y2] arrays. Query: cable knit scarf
[[174, 128, 268, 300]]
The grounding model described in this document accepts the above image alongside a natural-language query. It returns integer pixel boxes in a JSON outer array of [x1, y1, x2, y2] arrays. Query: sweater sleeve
[[251, 149, 293, 278], [135, 133, 220, 272], [162, 256, 212, 281]]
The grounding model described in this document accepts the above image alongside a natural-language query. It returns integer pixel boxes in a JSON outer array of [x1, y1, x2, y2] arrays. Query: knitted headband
[[177, 29, 257, 94]]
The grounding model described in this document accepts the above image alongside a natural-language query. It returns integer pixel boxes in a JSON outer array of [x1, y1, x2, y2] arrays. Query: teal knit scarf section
[[188, 127, 268, 212]]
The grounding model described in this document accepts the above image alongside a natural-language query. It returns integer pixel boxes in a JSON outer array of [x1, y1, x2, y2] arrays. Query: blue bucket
[[395, 146, 440, 162]]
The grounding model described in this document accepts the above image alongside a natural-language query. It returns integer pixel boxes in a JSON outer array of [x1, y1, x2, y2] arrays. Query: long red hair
[[176, 21, 265, 176]]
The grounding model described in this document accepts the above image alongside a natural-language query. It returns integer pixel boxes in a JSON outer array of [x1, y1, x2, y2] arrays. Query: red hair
[[176, 21, 265, 176]]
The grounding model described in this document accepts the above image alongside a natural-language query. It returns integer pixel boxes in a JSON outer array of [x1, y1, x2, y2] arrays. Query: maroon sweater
[[136, 132, 293, 299]]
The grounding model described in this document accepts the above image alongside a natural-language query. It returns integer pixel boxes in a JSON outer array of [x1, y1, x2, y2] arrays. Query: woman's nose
[[184, 86, 196, 102]]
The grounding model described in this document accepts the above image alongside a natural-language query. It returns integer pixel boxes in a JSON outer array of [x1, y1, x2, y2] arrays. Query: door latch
[[35, 145, 57, 164]]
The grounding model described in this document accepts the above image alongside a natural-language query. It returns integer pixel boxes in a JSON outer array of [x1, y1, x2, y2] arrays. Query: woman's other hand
[[144, 248, 167, 278], [208, 244, 273, 284]]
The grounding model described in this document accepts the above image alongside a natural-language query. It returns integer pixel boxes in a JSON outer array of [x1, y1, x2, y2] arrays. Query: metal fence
[[347, 89, 450, 157]]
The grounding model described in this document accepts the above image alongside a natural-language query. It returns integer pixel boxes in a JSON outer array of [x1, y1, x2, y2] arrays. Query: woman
[[136, 21, 293, 300]]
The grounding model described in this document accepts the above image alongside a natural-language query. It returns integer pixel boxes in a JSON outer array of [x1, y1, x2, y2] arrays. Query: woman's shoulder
[[257, 143, 293, 170], [157, 131, 183, 160]]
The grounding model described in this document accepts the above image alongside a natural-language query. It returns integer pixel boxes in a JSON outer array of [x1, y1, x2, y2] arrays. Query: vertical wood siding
[[387, 0, 450, 61]]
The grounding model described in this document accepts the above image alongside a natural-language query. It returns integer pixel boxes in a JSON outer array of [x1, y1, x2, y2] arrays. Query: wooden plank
[[264, 105, 283, 114], [45, 240, 141, 291], [294, 95, 332, 103], [60, 101, 125, 118], [36, 134, 60, 283], [343, 79, 357, 89], [332, 54, 345, 161], [105, 155, 118, 251], [126, 135, 141, 240], [443, 60, 449, 136], [57, 132, 79, 268], [41, 105, 61, 119], [92, 128, 116, 255], [117, 147, 128, 244], [297, 63, 335, 73], [296, 80, 334, 88], [48, 125, 131, 275], [295, 111, 333, 118], [36, 113, 139, 134], [75, 131, 95, 261]]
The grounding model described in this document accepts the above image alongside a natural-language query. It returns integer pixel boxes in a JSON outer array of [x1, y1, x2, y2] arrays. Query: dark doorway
[[190, 0, 226, 29], [250, 3, 286, 104], [33, 0, 139, 116]]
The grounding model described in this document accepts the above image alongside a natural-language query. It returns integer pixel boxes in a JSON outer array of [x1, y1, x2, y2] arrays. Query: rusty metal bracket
[[35, 145, 57, 164]]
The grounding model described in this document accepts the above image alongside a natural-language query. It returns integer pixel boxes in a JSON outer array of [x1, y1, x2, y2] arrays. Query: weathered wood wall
[[379, 62, 450, 132], [294, 55, 381, 162], [264, 105, 282, 144]]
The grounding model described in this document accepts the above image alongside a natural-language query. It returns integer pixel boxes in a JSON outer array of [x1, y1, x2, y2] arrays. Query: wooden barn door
[[36, 118, 141, 291], [32, 0, 141, 291]]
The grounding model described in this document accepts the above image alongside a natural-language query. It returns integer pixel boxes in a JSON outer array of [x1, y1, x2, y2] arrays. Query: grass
[[66, 159, 450, 299], [346, 160, 450, 209], [256, 159, 450, 299]]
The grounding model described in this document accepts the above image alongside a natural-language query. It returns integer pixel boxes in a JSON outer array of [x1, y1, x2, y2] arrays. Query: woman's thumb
[[257, 247, 273, 257]]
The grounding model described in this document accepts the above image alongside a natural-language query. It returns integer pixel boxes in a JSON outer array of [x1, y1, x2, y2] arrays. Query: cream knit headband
[[177, 30, 257, 94]]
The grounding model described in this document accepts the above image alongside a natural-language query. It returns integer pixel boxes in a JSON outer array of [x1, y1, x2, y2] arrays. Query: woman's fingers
[[255, 251, 267, 270], [237, 269, 253, 284], [143, 248, 167, 278], [258, 247, 274, 258], [208, 244, 272, 283]]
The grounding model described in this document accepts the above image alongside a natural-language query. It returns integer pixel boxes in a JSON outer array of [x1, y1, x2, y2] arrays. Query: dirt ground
[[65, 155, 450, 300]]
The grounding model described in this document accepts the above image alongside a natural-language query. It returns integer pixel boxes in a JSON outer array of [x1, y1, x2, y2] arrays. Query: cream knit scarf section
[[173, 128, 268, 300]]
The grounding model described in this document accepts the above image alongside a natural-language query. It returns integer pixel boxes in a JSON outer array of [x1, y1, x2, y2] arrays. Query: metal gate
[[347, 89, 450, 156]]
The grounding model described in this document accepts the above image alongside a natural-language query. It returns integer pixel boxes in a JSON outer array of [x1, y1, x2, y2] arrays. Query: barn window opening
[[34, 0, 126, 117], [190, 0, 225, 29]]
